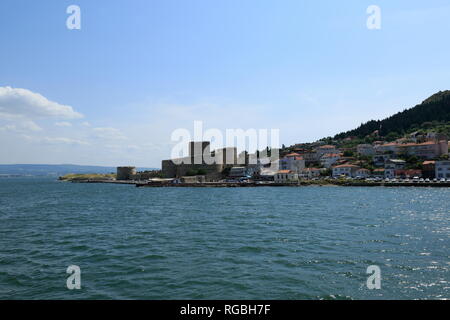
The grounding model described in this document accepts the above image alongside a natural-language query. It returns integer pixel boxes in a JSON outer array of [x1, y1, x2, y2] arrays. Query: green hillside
[[334, 90, 450, 139]]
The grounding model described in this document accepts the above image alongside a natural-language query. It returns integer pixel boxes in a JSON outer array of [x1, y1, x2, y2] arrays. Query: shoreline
[[66, 179, 450, 188]]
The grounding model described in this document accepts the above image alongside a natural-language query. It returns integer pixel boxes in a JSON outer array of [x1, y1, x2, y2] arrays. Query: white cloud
[[55, 121, 72, 127], [43, 137, 89, 145], [92, 127, 126, 140], [0, 86, 83, 120], [0, 120, 42, 132], [22, 135, 89, 146]]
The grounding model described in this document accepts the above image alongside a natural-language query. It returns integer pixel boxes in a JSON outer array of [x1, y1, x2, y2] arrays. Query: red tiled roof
[[398, 141, 436, 147], [381, 142, 397, 147], [386, 141, 442, 148], [284, 152, 300, 157], [333, 164, 360, 168], [277, 170, 292, 174], [322, 153, 340, 158]]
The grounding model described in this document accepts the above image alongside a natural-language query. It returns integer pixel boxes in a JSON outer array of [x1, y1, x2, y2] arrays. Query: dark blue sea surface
[[0, 177, 449, 299]]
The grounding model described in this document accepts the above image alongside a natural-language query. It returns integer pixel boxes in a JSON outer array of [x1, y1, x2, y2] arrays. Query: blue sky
[[1, 0, 450, 167]]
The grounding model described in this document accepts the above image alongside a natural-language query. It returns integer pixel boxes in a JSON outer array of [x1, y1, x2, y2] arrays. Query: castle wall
[[117, 166, 136, 180]]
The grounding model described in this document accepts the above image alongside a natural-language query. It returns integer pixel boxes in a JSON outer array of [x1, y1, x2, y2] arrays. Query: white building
[[355, 168, 370, 178], [300, 151, 320, 163], [274, 170, 298, 183], [316, 145, 339, 158], [435, 161, 450, 179], [397, 140, 448, 159], [299, 168, 322, 179], [332, 164, 360, 178], [279, 153, 305, 173], [375, 140, 448, 159], [374, 142, 398, 155], [384, 159, 406, 179], [372, 154, 391, 167], [357, 144, 375, 156], [320, 153, 341, 168]]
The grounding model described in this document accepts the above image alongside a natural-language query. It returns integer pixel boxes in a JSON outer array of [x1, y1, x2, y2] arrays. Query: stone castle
[[161, 141, 244, 179]]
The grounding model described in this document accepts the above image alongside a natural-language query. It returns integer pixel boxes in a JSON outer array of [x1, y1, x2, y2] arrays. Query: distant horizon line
[[0, 163, 159, 169]]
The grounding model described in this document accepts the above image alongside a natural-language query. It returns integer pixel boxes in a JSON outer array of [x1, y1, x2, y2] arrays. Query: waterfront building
[[373, 168, 385, 178], [385, 159, 406, 179], [279, 153, 305, 173], [422, 160, 436, 179], [355, 168, 370, 178], [116, 166, 136, 180], [228, 167, 249, 178], [161, 141, 238, 180], [299, 167, 322, 179], [395, 169, 422, 179], [332, 164, 360, 178], [257, 167, 276, 181], [274, 170, 298, 183], [435, 160, 450, 179]]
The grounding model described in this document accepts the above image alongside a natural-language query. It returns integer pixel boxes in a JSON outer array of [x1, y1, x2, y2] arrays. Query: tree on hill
[[334, 90, 450, 139]]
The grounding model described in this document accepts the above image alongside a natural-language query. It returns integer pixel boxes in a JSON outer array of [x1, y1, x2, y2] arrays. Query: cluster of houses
[[271, 135, 450, 182], [152, 134, 450, 184]]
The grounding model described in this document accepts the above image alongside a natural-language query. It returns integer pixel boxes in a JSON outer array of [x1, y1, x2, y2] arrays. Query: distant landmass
[[334, 90, 450, 139], [0, 164, 157, 177]]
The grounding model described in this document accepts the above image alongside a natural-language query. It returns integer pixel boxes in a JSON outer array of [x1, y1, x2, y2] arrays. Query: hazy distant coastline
[[0, 164, 157, 177]]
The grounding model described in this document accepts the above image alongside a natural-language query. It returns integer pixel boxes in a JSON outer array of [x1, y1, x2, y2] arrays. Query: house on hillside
[[279, 153, 305, 173], [320, 153, 341, 168], [332, 164, 360, 178], [316, 145, 339, 158], [357, 144, 375, 156]]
